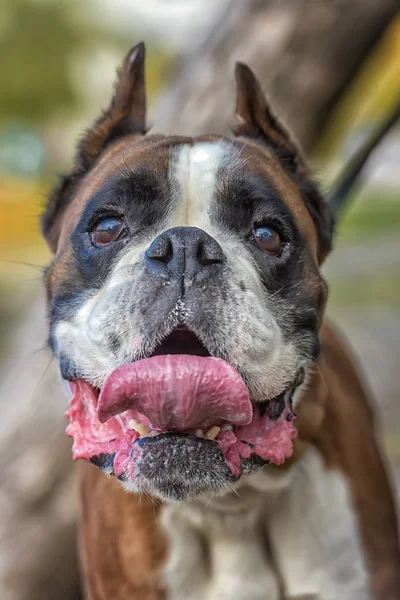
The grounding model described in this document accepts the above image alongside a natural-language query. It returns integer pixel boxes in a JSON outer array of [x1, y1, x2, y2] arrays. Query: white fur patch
[[161, 499, 280, 600], [267, 449, 371, 599], [170, 141, 238, 231], [162, 448, 371, 600]]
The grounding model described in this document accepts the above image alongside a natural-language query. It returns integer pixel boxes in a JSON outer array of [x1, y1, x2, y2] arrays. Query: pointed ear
[[234, 62, 302, 172], [235, 62, 334, 263], [77, 41, 146, 170], [42, 42, 147, 253]]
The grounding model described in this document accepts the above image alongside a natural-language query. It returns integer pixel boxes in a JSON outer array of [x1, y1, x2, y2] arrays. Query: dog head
[[43, 43, 334, 501]]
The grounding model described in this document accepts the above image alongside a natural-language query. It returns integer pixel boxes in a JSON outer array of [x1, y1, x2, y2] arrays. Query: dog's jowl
[[42, 43, 400, 600]]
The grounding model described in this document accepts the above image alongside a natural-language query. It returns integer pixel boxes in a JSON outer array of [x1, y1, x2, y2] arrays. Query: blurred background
[[0, 1, 399, 599]]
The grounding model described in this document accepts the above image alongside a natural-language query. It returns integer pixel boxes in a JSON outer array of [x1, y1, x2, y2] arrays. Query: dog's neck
[[160, 465, 292, 600], [160, 447, 370, 600]]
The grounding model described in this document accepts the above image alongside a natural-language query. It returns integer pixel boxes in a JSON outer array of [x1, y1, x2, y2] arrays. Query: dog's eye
[[91, 217, 125, 247], [252, 224, 282, 255]]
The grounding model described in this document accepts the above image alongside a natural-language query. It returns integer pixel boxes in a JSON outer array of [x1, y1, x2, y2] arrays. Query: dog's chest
[[161, 494, 279, 600], [160, 449, 371, 600]]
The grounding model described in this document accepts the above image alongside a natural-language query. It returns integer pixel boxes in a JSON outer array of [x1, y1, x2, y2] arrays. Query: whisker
[[14, 276, 44, 284], [37, 355, 55, 385], [225, 482, 240, 497], [110, 159, 131, 181], [267, 271, 320, 301], [201, 495, 214, 512], [28, 344, 50, 358], [0, 259, 46, 272], [122, 157, 134, 177]]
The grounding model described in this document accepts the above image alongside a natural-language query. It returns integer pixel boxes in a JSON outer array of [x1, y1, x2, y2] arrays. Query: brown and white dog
[[42, 43, 400, 600]]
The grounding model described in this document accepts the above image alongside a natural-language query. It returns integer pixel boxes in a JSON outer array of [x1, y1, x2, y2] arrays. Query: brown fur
[[79, 461, 166, 600], [315, 325, 400, 600]]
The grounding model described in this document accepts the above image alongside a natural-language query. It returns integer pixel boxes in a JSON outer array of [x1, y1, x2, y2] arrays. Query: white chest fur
[[161, 448, 371, 600]]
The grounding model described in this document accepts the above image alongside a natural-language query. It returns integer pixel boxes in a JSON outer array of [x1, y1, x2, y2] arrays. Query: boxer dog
[[42, 43, 400, 599]]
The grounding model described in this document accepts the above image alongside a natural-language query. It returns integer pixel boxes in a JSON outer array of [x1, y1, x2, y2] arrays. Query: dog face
[[43, 44, 333, 501]]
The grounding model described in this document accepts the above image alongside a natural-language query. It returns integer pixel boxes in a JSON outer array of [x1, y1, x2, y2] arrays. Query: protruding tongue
[[97, 355, 252, 431]]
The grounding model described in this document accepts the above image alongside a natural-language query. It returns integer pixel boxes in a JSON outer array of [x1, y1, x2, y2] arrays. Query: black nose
[[145, 227, 225, 282]]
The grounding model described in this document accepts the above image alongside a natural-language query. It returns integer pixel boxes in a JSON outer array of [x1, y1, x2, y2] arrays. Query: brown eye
[[91, 217, 125, 247], [253, 225, 282, 255]]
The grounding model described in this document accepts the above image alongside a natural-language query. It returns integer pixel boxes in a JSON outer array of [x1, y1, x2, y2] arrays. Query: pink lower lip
[[65, 356, 296, 480]]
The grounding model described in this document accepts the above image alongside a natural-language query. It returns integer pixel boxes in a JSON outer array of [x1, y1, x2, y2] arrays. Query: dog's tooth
[[221, 424, 233, 432], [127, 419, 149, 436], [136, 423, 149, 437], [128, 419, 139, 431], [195, 429, 205, 438], [206, 425, 221, 440]]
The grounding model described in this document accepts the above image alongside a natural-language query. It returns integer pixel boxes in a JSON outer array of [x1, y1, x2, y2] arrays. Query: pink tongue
[[97, 355, 252, 431]]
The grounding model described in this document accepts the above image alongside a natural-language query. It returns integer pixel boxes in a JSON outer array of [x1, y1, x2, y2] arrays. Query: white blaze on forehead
[[171, 141, 239, 231], [170, 141, 268, 300], [99, 142, 238, 283]]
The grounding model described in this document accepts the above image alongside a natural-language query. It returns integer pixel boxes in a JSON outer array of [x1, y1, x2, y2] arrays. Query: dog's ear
[[235, 62, 301, 172], [77, 41, 146, 171], [234, 62, 334, 263], [42, 42, 146, 253]]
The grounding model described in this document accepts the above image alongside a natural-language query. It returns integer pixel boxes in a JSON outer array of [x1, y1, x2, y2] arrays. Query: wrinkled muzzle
[[59, 226, 299, 501]]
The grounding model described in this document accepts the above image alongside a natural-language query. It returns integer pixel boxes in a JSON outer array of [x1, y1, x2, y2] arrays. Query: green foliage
[[0, 0, 83, 122], [338, 192, 400, 240], [329, 270, 399, 310], [0, 0, 170, 125]]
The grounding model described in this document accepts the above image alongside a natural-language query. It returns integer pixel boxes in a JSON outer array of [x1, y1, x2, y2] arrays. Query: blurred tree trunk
[[154, 0, 399, 151], [0, 1, 398, 599]]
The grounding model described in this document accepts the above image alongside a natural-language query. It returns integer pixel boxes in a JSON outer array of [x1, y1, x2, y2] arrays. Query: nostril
[[145, 237, 173, 264], [197, 238, 225, 266], [145, 227, 225, 279]]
